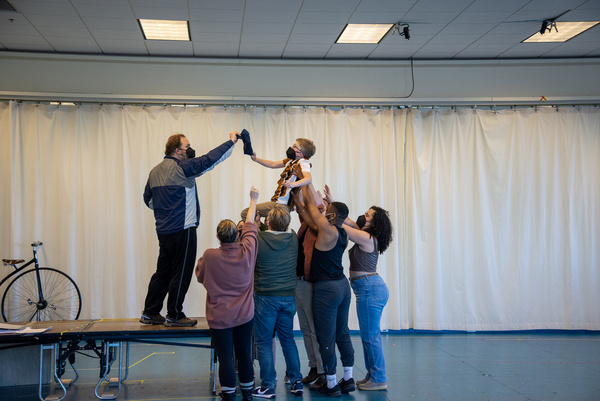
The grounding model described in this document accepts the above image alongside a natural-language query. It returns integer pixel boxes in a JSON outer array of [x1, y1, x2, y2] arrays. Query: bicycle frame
[[1, 242, 46, 305]]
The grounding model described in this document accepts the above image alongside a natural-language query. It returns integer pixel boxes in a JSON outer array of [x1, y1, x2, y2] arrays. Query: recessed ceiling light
[[336, 24, 393, 44], [523, 21, 599, 43], [139, 19, 190, 41]]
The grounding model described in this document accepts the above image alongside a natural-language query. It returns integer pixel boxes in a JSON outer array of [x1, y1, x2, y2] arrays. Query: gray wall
[[1, 52, 599, 105]]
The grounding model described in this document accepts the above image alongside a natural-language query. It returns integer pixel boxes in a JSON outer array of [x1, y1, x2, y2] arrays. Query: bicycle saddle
[[2, 259, 24, 265]]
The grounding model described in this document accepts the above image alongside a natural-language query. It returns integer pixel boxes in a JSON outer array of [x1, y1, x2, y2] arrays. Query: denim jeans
[[350, 274, 389, 383], [312, 278, 354, 375], [254, 295, 302, 388]]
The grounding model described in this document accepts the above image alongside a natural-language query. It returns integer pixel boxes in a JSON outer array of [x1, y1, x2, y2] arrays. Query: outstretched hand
[[251, 152, 257, 161], [323, 184, 333, 203], [249, 186, 260, 201], [230, 131, 240, 143]]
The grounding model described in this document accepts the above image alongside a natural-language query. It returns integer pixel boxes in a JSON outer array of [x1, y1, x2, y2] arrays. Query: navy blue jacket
[[144, 140, 234, 234]]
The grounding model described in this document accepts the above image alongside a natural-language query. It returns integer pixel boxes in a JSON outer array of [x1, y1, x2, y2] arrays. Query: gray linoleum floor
[[1, 331, 599, 401]]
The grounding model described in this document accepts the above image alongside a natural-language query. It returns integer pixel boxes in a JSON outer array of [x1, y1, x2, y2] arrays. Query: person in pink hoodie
[[195, 186, 260, 401]]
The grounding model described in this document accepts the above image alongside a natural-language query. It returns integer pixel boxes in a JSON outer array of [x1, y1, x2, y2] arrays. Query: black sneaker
[[219, 391, 236, 401], [310, 374, 326, 391], [302, 367, 319, 384], [140, 313, 165, 325], [252, 387, 275, 398], [338, 378, 356, 393], [317, 383, 341, 397], [164, 316, 198, 327]]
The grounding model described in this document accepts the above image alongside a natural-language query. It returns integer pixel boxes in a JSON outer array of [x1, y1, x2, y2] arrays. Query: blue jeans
[[254, 295, 302, 388], [350, 274, 389, 383], [312, 278, 354, 375]]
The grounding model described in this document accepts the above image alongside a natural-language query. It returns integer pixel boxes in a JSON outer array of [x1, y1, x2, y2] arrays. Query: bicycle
[[1, 241, 81, 322]]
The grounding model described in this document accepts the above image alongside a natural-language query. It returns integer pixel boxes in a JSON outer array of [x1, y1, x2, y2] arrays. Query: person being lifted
[[241, 138, 315, 219]]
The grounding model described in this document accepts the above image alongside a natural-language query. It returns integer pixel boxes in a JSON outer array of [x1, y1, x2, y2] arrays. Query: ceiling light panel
[[523, 21, 599, 43], [336, 24, 393, 44], [139, 19, 190, 41]]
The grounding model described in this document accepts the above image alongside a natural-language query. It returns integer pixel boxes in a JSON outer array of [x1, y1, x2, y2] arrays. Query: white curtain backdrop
[[1, 101, 598, 331]]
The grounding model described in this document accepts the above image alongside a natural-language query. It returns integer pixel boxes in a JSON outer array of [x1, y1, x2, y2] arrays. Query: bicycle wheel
[[1, 267, 82, 322]]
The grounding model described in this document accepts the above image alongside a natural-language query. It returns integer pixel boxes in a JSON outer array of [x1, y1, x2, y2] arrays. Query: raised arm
[[251, 153, 287, 169], [342, 225, 375, 253], [292, 189, 317, 231], [302, 184, 338, 248], [246, 186, 260, 224]]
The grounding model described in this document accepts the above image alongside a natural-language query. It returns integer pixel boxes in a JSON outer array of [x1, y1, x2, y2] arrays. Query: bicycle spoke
[[2, 268, 81, 322]]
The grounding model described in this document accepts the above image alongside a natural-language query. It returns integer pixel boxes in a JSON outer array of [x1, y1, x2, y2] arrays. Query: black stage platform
[[0, 318, 213, 401]]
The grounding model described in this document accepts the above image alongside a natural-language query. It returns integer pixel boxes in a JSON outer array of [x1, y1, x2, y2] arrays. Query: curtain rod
[[5, 100, 599, 110]]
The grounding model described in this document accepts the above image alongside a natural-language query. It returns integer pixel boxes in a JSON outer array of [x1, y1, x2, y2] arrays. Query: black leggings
[[211, 319, 254, 389]]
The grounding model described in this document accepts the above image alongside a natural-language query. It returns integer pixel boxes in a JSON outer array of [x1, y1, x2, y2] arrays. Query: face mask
[[356, 215, 367, 229], [185, 147, 196, 159], [286, 147, 296, 159]]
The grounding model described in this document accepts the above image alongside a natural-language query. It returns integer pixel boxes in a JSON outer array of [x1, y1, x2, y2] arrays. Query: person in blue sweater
[[141, 131, 240, 327]]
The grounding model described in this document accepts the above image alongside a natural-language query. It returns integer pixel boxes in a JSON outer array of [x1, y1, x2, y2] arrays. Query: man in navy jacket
[[141, 131, 240, 327]]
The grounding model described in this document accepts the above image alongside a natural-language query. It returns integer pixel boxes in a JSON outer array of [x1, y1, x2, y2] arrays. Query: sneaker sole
[[358, 384, 388, 391], [318, 388, 341, 397], [253, 394, 275, 399], [164, 322, 197, 327]]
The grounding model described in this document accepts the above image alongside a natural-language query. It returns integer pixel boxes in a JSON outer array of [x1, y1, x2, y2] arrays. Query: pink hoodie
[[195, 222, 258, 329]]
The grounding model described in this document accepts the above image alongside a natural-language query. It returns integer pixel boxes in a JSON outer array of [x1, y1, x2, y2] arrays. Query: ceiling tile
[[132, 7, 189, 20], [187, 0, 245, 10], [36, 26, 92, 38], [241, 33, 289, 44], [89, 28, 143, 40], [401, 11, 462, 24], [296, 11, 352, 24], [145, 40, 194, 56], [24, 14, 86, 28], [326, 43, 377, 58], [349, 12, 407, 23], [455, 43, 515, 58], [190, 22, 242, 34], [96, 38, 148, 55], [288, 33, 339, 44], [243, 10, 300, 23], [355, 0, 414, 13], [9, 1, 77, 16], [300, 0, 360, 12], [440, 23, 497, 35], [191, 31, 240, 43], [292, 23, 344, 35], [282, 43, 330, 58], [73, 4, 135, 18], [128, 0, 187, 7], [244, 0, 302, 12], [81, 17, 141, 30], [242, 22, 293, 34], [466, 0, 530, 13], [189, 8, 243, 22], [45, 36, 102, 52], [239, 42, 285, 57], [428, 34, 483, 45], [193, 42, 239, 57]]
